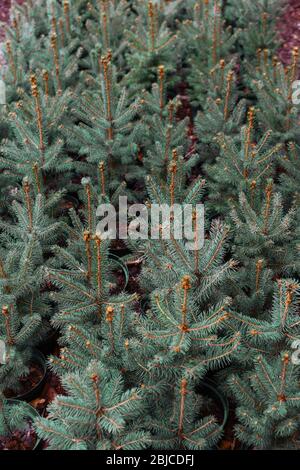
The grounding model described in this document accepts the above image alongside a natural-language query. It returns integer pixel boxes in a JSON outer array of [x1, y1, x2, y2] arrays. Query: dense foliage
[[0, 0, 299, 450]]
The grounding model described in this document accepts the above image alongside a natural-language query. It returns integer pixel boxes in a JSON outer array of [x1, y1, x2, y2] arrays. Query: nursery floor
[[277, 0, 300, 66]]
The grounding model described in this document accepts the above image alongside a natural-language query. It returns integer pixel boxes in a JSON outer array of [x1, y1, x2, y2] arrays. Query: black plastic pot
[[38, 323, 59, 356], [109, 253, 130, 289], [1, 399, 41, 450], [199, 378, 229, 431], [56, 194, 80, 217], [109, 245, 131, 258], [11, 350, 47, 403]]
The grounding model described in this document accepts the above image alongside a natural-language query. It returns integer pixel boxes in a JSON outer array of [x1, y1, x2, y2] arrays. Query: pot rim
[[7, 350, 47, 402], [199, 378, 229, 430], [2, 398, 41, 450]]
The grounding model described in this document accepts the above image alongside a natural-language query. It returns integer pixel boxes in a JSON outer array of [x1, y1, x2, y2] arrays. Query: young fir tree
[[8, 0, 95, 100], [47, 277, 232, 449], [279, 142, 300, 205], [44, 7, 86, 94], [78, 0, 133, 72], [194, 63, 244, 143], [203, 106, 283, 216], [1, 1, 48, 104], [35, 361, 151, 450], [194, 65, 247, 166], [0, 175, 65, 393], [225, 0, 282, 63], [249, 47, 299, 144], [0, 394, 37, 440], [127, 148, 234, 293], [141, 64, 190, 175], [0, 177, 64, 264], [147, 377, 223, 450], [117, 275, 238, 450], [66, 54, 144, 197], [219, 182, 298, 348], [214, 279, 299, 380], [222, 257, 275, 322], [126, 152, 241, 376], [181, 0, 239, 105], [224, 278, 300, 363], [279, 142, 300, 278], [0, 73, 73, 193], [45, 172, 234, 450], [125, 0, 178, 93], [0, 302, 42, 395], [44, 177, 138, 376], [3, 0, 85, 99], [227, 351, 300, 449], [230, 181, 297, 275], [136, 273, 240, 375]]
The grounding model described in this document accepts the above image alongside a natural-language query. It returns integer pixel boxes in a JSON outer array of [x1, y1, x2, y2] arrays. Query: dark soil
[[4, 362, 44, 398], [110, 265, 127, 294], [277, 0, 300, 67], [0, 421, 37, 450]]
